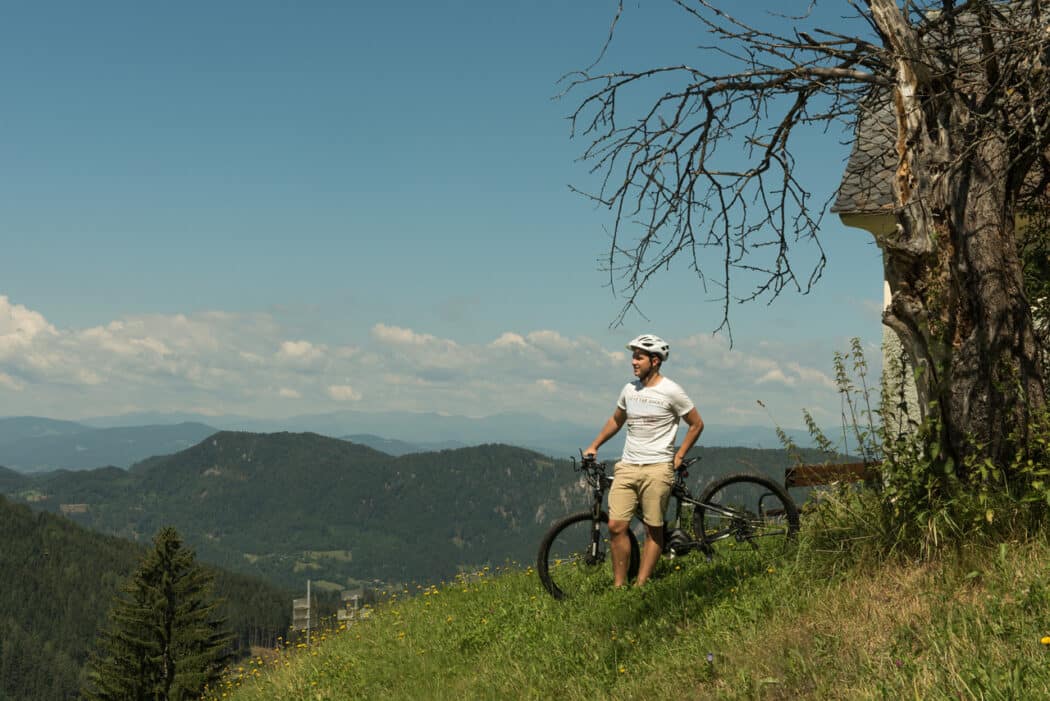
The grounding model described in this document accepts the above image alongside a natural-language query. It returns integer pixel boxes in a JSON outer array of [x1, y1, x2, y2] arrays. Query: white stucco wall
[[838, 213, 921, 434]]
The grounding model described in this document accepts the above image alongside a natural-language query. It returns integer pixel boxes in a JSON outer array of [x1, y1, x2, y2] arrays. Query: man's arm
[[674, 407, 704, 469], [584, 407, 627, 457]]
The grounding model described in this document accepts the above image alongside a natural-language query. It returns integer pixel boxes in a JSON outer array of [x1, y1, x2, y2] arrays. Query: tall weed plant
[[785, 339, 1050, 566]]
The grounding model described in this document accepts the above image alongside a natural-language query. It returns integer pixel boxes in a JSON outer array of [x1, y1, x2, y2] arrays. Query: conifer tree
[[83, 527, 233, 700]]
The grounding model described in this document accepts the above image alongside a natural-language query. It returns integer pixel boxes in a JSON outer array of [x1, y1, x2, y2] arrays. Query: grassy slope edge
[[211, 531, 1050, 700]]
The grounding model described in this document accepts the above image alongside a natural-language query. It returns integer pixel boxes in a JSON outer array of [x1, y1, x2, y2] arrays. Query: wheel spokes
[[541, 516, 613, 598], [696, 478, 797, 562]]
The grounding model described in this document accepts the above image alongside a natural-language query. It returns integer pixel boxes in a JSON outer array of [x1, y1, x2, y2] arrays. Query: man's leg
[[608, 519, 632, 587], [635, 462, 674, 586], [636, 522, 664, 586], [606, 462, 639, 588]]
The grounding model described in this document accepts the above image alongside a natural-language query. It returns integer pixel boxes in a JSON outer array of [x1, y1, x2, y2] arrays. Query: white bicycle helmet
[[626, 334, 670, 361]]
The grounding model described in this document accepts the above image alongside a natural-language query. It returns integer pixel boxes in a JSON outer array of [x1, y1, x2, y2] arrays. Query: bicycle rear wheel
[[693, 473, 799, 564], [536, 510, 639, 600]]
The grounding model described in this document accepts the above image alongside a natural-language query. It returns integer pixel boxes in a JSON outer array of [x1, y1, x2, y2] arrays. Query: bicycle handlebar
[[574, 453, 606, 472]]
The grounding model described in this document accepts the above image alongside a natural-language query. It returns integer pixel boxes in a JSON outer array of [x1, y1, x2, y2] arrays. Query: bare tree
[[567, 0, 1048, 473]]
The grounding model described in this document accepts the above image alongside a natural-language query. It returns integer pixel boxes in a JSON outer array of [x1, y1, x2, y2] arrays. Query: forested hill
[[4, 431, 832, 592], [0, 495, 291, 701], [13, 432, 575, 589], [0, 464, 27, 492]]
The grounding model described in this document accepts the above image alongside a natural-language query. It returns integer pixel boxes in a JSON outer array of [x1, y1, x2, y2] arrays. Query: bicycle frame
[[575, 455, 789, 556], [664, 471, 716, 555], [538, 455, 799, 599], [666, 467, 788, 554]]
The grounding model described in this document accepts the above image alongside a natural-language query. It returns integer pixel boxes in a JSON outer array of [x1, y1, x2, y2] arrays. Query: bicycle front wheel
[[536, 511, 639, 600], [693, 473, 799, 564]]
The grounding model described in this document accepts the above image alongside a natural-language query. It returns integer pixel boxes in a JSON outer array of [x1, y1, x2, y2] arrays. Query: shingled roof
[[831, 104, 898, 215]]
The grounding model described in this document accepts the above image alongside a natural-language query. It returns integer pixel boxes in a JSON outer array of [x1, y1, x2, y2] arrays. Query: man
[[585, 334, 704, 587]]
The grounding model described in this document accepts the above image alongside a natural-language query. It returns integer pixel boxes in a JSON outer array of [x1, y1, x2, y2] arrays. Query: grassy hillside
[[210, 530, 1050, 700], [5, 432, 833, 590], [0, 496, 290, 701]]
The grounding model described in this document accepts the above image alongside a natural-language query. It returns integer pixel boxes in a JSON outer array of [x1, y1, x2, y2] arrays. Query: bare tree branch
[[567, 0, 1048, 471], [565, 2, 884, 335]]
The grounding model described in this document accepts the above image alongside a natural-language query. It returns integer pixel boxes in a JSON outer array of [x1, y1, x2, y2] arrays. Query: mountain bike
[[536, 454, 800, 600]]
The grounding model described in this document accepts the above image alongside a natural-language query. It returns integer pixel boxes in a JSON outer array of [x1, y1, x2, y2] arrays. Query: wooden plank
[[784, 461, 880, 488]]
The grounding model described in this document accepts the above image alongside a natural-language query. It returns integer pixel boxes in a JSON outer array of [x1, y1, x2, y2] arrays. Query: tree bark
[[869, 0, 1046, 470]]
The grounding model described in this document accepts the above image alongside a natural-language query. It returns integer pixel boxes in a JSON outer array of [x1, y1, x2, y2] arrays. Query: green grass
[[210, 532, 1050, 700]]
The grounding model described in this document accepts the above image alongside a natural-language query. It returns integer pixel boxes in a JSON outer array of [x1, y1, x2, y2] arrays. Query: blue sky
[[0, 1, 886, 432]]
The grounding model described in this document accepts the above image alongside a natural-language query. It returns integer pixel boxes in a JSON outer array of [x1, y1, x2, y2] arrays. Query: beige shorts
[[607, 461, 675, 527]]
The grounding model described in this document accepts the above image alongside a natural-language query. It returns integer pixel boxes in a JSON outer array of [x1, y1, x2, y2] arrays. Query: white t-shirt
[[617, 377, 695, 464]]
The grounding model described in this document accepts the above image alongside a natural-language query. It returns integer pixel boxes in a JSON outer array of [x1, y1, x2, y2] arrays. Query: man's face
[[631, 349, 654, 376]]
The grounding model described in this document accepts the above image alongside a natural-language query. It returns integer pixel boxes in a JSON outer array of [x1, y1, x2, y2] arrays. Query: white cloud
[[0, 296, 56, 348], [277, 340, 325, 365], [79, 322, 172, 358], [756, 368, 793, 386], [0, 297, 868, 429], [187, 405, 225, 417], [382, 373, 431, 387], [372, 323, 451, 348], [75, 368, 104, 385], [0, 371, 23, 391], [786, 362, 837, 391], [327, 384, 362, 401], [723, 405, 766, 421], [491, 332, 527, 348]]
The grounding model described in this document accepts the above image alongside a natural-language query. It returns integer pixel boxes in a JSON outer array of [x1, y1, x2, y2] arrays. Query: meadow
[[208, 522, 1050, 700]]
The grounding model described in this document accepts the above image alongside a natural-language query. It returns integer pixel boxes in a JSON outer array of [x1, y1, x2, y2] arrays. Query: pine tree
[[83, 527, 233, 700]]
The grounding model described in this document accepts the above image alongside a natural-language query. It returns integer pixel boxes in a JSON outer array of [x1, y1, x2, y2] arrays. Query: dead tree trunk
[[871, 0, 1046, 471]]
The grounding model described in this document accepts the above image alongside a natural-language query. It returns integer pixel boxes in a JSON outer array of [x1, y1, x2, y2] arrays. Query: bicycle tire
[[536, 510, 640, 600], [692, 473, 800, 562]]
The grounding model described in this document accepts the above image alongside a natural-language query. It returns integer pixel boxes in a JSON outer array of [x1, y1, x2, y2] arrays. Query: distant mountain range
[[341, 433, 466, 456], [0, 419, 218, 472], [0, 410, 823, 472], [2, 431, 833, 589]]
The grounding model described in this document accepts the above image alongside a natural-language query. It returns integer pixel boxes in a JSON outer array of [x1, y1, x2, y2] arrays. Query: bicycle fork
[[588, 503, 604, 565]]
